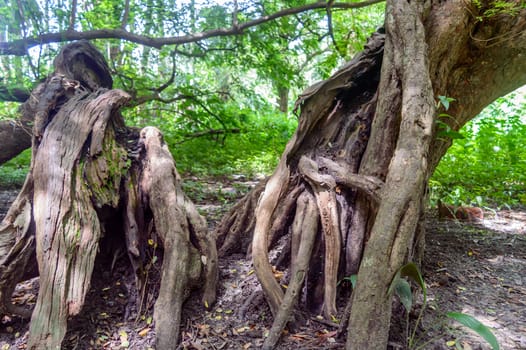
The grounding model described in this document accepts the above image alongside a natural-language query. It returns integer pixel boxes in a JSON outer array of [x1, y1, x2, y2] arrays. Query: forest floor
[[0, 177, 525, 350]]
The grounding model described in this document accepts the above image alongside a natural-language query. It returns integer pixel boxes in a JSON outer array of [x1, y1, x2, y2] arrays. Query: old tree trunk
[[0, 41, 218, 349], [215, 1, 526, 349]]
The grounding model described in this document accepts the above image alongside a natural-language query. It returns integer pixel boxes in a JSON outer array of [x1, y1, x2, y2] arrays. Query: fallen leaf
[[138, 327, 150, 337], [290, 333, 311, 340]]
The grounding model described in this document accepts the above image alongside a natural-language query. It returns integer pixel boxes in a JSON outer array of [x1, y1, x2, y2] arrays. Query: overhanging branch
[[1, 0, 385, 56]]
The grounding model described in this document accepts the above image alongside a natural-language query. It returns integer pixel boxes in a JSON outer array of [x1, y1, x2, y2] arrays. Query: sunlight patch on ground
[[479, 211, 526, 235]]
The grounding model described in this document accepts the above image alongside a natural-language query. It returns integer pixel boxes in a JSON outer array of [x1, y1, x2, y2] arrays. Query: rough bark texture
[[347, 2, 435, 348], [140, 126, 217, 348], [0, 40, 113, 166], [0, 42, 217, 350], [215, 1, 526, 348]]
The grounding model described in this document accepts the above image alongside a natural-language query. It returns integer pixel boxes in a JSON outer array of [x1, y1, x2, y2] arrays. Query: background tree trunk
[[215, 1, 526, 348], [0, 42, 217, 350]]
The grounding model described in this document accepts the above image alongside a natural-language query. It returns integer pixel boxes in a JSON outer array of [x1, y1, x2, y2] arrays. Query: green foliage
[[389, 262, 427, 348], [431, 90, 526, 208], [446, 312, 500, 350], [0, 0, 387, 181], [339, 274, 357, 289], [471, 0, 526, 21], [436, 96, 465, 141], [169, 109, 297, 177], [0, 149, 30, 188], [389, 262, 499, 350]]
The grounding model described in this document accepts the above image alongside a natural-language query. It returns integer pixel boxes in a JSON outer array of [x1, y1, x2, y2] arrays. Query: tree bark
[[215, 1, 526, 348], [347, 2, 435, 348], [0, 42, 217, 350], [0, 40, 114, 166]]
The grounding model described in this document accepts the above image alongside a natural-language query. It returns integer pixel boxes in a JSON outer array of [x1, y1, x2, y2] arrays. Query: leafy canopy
[[431, 89, 526, 208], [0, 0, 384, 177]]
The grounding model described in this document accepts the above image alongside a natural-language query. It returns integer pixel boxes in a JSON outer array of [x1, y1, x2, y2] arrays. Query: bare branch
[[178, 128, 241, 143], [1, 0, 385, 56], [0, 85, 30, 102], [69, 0, 77, 31], [130, 93, 193, 107], [121, 0, 130, 29], [326, 0, 344, 58]]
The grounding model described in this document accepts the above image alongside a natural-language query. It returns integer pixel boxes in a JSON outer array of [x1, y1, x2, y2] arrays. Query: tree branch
[[0, 85, 30, 102], [69, 0, 77, 31], [1, 0, 385, 56], [121, 0, 130, 29]]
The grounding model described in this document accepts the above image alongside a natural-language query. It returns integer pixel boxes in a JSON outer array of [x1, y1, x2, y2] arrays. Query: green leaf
[[446, 312, 500, 350], [438, 129, 465, 140], [399, 262, 427, 304], [438, 95, 456, 111], [339, 274, 357, 289], [394, 278, 412, 313], [348, 274, 357, 289]]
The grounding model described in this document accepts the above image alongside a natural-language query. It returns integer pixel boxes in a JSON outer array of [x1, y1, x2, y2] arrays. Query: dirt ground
[[0, 178, 524, 350]]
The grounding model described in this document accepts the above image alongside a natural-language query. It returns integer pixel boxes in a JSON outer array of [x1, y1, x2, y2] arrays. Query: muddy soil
[[0, 179, 524, 349]]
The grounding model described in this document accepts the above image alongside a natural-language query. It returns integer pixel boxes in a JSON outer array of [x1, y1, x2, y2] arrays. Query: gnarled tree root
[[263, 191, 318, 349], [140, 126, 218, 348]]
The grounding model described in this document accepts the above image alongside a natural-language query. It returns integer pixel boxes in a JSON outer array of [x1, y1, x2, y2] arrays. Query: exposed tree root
[[140, 126, 218, 348], [215, 180, 266, 257], [263, 191, 318, 349], [216, 33, 386, 347]]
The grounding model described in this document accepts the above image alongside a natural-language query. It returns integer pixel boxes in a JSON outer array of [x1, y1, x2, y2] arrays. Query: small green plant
[[445, 312, 500, 350], [388, 262, 499, 350], [435, 95, 464, 141], [339, 274, 357, 288], [471, 0, 526, 21], [388, 262, 427, 349]]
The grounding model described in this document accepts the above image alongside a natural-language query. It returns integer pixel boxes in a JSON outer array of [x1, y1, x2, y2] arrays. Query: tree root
[[263, 191, 318, 349], [252, 156, 291, 316], [140, 127, 218, 348], [298, 155, 340, 318], [215, 180, 266, 257]]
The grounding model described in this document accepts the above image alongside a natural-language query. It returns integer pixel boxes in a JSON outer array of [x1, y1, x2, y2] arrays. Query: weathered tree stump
[[0, 41, 217, 350]]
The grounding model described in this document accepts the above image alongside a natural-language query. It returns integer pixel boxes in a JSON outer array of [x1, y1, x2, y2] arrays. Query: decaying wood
[[29, 89, 130, 349], [263, 191, 318, 350], [215, 30, 383, 329], [140, 126, 217, 348], [0, 40, 113, 166], [438, 200, 484, 221], [298, 155, 340, 318], [0, 42, 217, 350], [0, 179, 36, 319]]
